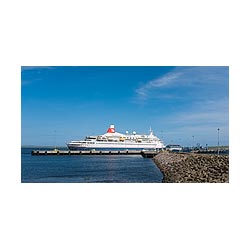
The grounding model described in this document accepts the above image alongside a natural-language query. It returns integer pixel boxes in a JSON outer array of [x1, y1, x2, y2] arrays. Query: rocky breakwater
[[153, 152, 229, 183]]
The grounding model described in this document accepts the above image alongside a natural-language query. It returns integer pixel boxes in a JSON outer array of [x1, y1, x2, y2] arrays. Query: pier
[[31, 150, 160, 158]]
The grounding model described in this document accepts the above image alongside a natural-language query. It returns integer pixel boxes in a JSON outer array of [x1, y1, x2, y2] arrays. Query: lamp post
[[192, 135, 194, 150], [217, 128, 220, 155], [54, 130, 57, 150]]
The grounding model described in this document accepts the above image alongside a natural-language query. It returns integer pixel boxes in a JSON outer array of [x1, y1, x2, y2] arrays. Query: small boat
[[166, 144, 182, 152]]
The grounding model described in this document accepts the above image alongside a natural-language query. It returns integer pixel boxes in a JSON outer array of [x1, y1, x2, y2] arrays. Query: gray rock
[[153, 151, 229, 183]]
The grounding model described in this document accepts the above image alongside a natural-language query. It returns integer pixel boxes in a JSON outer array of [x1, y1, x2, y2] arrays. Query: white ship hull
[[67, 141, 163, 151]]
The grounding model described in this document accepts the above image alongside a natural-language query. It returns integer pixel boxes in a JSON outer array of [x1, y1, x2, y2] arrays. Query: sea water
[[21, 148, 163, 183]]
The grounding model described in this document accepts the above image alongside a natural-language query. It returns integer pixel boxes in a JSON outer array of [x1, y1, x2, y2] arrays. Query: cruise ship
[[67, 125, 165, 151]]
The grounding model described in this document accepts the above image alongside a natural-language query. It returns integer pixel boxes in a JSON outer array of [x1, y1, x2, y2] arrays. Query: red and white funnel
[[107, 124, 115, 133]]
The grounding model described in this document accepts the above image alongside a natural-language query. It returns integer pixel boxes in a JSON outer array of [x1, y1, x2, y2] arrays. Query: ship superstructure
[[67, 125, 165, 151]]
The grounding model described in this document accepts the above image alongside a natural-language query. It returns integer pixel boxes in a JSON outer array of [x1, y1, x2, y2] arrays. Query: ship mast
[[149, 126, 153, 136]]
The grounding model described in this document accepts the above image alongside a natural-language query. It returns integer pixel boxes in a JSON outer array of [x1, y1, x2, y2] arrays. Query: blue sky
[[21, 66, 229, 147]]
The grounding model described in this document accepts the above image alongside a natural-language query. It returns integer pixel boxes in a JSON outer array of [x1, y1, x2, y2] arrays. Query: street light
[[217, 128, 220, 155], [54, 130, 57, 150]]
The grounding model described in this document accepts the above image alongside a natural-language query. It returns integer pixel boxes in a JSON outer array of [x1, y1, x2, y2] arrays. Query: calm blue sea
[[21, 147, 163, 183]]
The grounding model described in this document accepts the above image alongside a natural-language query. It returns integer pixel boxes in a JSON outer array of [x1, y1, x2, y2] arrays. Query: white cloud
[[21, 66, 55, 85], [21, 66, 55, 72], [160, 98, 229, 146], [163, 98, 228, 125], [135, 71, 182, 100], [135, 66, 229, 101]]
